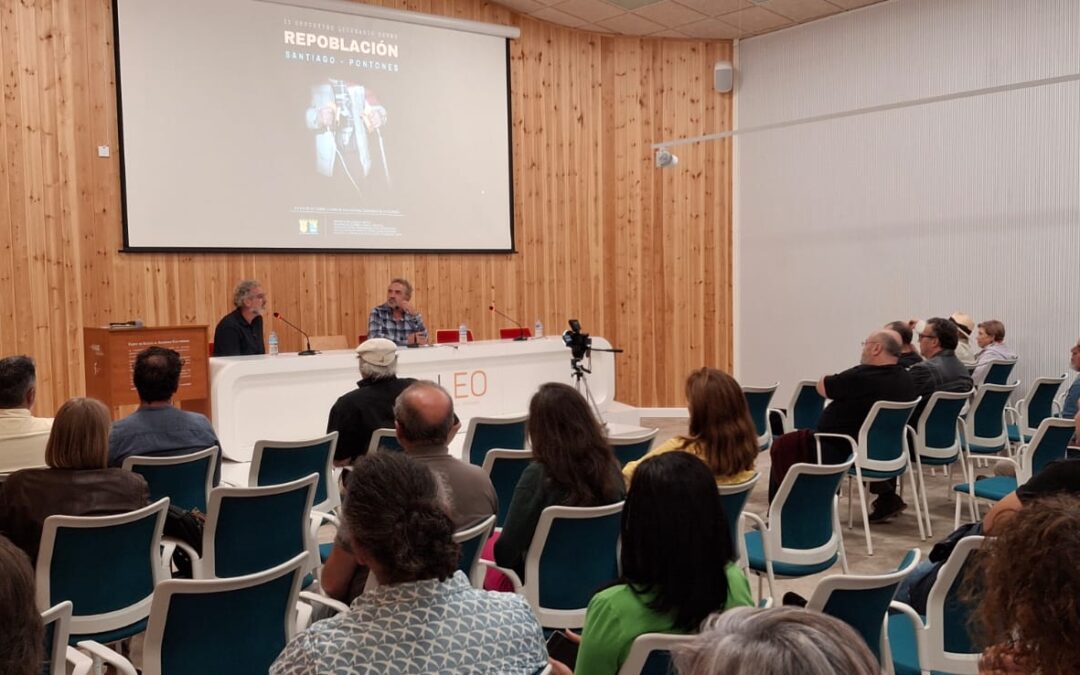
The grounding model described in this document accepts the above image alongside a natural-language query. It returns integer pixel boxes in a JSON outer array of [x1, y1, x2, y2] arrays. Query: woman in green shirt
[[570, 452, 753, 675]]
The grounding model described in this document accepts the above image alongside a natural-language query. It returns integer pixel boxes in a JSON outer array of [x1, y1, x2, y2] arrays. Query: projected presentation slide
[[115, 0, 513, 251]]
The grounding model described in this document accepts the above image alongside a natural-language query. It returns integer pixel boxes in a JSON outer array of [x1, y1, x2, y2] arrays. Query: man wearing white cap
[[326, 338, 416, 466]]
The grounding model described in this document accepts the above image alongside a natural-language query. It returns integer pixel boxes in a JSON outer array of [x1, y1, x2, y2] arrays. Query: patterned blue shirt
[[271, 571, 548, 675], [367, 303, 428, 346]]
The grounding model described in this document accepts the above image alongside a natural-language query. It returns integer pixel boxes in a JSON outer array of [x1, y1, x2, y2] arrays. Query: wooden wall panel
[[0, 0, 732, 414]]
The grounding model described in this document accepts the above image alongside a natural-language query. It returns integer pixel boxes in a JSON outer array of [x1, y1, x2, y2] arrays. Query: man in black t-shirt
[[212, 280, 267, 357], [768, 329, 915, 501], [983, 458, 1080, 535]]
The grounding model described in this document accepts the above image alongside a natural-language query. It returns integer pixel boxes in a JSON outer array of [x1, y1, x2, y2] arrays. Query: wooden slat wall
[[0, 0, 732, 414]]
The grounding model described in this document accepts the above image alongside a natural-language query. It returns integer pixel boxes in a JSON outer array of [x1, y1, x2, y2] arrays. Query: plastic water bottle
[[458, 323, 468, 343], [534, 319, 543, 338], [269, 331, 279, 356]]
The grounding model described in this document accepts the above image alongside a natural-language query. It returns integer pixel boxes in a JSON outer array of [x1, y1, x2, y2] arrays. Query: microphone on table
[[489, 304, 528, 341], [272, 312, 317, 356]]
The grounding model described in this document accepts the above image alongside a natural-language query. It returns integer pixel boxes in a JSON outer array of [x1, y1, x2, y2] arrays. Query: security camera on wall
[[655, 149, 679, 168], [714, 61, 733, 93]]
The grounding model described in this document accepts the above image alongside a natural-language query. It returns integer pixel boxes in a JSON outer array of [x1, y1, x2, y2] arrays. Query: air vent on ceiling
[[605, 0, 666, 10]]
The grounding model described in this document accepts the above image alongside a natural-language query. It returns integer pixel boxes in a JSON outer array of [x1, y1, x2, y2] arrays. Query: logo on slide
[[298, 219, 319, 234]]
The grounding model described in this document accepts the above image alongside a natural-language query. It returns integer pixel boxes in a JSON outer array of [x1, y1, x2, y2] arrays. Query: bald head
[[861, 330, 901, 365], [393, 381, 455, 449]]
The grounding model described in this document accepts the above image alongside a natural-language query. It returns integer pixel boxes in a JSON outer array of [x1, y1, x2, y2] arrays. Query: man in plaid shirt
[[368, 278, 428, 346]]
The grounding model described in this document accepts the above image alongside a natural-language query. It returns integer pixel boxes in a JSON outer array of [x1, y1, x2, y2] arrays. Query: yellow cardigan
[[622, 437, 756, 486]]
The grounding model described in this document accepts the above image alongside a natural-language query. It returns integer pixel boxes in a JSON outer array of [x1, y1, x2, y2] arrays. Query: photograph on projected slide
[[305, 80, 390, 193]]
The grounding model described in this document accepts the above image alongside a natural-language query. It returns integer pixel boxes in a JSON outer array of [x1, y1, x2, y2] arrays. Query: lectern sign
[[83, 325, 210, 417]]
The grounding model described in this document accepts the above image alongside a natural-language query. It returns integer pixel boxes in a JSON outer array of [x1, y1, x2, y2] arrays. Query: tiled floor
[[641, 416, 969, 602]]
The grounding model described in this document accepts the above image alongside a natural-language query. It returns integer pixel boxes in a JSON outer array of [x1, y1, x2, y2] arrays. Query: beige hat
[[355, 338, 398, 366], [950, 312, 975, 336]]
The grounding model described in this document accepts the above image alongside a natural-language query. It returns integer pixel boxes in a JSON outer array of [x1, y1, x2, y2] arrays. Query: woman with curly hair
[[272, 452, 548, 674], [492, 383, 625, 584], [970, 493, 1080, 675], [623, 368, 757, 486]]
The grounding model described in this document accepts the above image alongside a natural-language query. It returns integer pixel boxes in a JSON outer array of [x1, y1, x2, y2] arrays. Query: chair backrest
[[981, 359, 1016, 386], [249, 432, 338, 512], [609, 429, 659, 467], [857, 399, 919, 472], [203, 474, 318, 579], [36, 498, 169, 640], [921, 536, 984, 672], [965, 383, 1018, 448], [307, 335, 348, 351], [435, 328, 475, 343], [716, 474, 760, 554], [1019, 375, 1067, 433], [481, 449, 534, 527], [807, 548, 921, 663], [523, 501, 624, 629], [788, 380, 826, 431], [453, 514, 497, 588], [768, 457, 854, 566], [1017, 417, 1077, 483], [616, 633, 696, 675], [367, 428, 404, 454], [500, 327, 532, 339], [464, 414, 528, 466], [124, 446, 218, 513], [742, 384, 778, 450], [915, 392, 971, 460], [141, 553, 307, 675]]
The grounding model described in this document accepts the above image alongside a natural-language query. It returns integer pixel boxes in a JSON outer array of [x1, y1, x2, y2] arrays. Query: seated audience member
[[367, 277, 428, 346], [896, 454, 1080, 613], [0, 535, 42, 675], [949, 311, 977, 367], [0, 355, 53, 476], [886, 321, 922, 368], [271, 453, 547, 675], [326, 338, 416, 466], [567, 453, 752, 675], [491, 383, 625, 587], [1060, 337, 1080, 423], [213, 279, 267, 357], [320, 381, 496, 604], [971, 319, 1017, 384], [768, 329, 914, 502], [672, 606, 880, 675], [868, 317, 974, 521], [623, 368, 756, 486], [109, 346, 221, 484], [970, 494, 1080, 675], [0, 397, 148, 562]]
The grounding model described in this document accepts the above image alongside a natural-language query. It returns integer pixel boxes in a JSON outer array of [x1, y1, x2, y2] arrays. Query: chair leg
[[953, 491, 962, 529], [907, 469, 927, 541], [854, 478, 873, 556], [916, 464, 932, 538]]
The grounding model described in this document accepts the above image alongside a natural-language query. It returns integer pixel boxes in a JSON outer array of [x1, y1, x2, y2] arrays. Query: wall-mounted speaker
[[714, 61, 733, 93]]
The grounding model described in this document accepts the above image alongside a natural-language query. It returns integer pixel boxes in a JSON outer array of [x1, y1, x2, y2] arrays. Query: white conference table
[[210, 336, 621, 462]]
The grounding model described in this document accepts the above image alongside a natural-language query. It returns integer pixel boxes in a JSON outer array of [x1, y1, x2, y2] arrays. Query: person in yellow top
[[624, 368, 757, 486]]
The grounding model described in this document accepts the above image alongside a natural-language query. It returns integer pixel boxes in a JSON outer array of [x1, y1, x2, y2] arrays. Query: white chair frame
[[123, 445, 218, 508], [249, 432, 339, 513], [41, 601, 93, 675], [806, 547, 922, 673], [910, 391, 971, 537], [616, 632, 696, 675], [481, 501, 625, 629], [817, 398, 925, 556], [366, 427, 400, 455], [771, 379, 822, 433], [887, 537, 984, 675], [742, 383, 779, 450], [453, 514, 497, 588], [1006, 374, 1067, 443], [743, 457, 854, 603], [462, 413, 530, 462], [36, 498, 170, 638], [716, 473, 760, 570]]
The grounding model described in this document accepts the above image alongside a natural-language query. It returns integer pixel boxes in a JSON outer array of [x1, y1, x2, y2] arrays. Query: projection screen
[[114, 0, 515, 252]]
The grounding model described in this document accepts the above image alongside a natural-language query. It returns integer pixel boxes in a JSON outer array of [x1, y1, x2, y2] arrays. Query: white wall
[[735, 0, 1080, 403]]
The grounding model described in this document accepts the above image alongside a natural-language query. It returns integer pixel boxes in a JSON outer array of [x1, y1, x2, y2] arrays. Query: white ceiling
[[492, 0, 886, 39]]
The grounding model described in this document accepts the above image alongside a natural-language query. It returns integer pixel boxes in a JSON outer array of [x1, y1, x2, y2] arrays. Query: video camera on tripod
[[562, 319, 592, 362]]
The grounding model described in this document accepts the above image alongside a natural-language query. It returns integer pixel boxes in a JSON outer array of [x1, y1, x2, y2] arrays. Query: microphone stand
[[489, 304, 528, 341], [273, 313, 318, 356]]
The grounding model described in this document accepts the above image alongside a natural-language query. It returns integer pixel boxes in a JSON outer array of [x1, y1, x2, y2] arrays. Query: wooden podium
[[83, 325, 210, 418]]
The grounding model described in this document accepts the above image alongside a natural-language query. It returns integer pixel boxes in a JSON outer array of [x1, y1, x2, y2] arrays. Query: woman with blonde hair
[[0, 397, 148, 562], [623, 367, 757, 485]]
